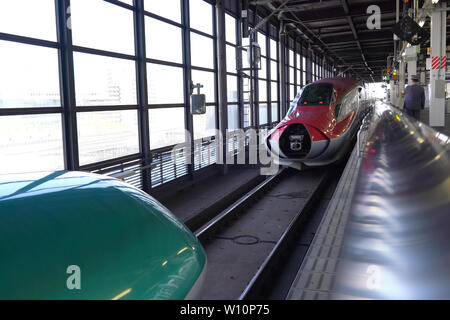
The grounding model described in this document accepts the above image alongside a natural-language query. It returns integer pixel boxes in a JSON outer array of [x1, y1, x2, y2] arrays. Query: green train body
[[0, 171, 206, 299]]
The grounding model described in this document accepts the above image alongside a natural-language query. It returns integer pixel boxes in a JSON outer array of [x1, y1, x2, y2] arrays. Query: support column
[[398, 60, 405, 109], [216, 0, 228, 174], [430, 2, 446, 127], [406, 46, 418, 84], [279, 23, 287, 116], [134, 0, 151, 193], [389, 80, 396, 105], [56, 0, 79, 171]]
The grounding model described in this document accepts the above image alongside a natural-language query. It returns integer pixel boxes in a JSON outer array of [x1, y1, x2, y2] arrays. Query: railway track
[[192, 163, 346, 300]]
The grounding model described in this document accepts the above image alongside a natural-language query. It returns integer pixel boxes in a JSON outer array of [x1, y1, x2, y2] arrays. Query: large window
[[225, 13, 239, 131], [0, 0, 57, 41], [269, 37, 279, 122], [77, 110, 139, 165], [257, 31, 269, 125], [149, 108, 186, 150], [70, 1, 139, 168], [190, 32, 215, 69], [145, 17, 183, 63], [71, 0, 134, 55], [145, 0, 181, 23], [0, 0, 285, 187], [0, 41, 60, 108], [147, 63, 184, 104], [73, 52, 137, 106], [190, 0, 213, 35], [0, 2, 64, 175], [0, 114, 64, 174]]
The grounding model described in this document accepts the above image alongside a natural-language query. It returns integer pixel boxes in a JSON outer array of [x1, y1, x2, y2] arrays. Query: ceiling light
[[418, 19, 425, 27]]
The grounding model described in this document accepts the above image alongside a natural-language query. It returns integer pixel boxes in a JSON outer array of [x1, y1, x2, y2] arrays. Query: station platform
[[419, 109, 450, 137], [287, 103, 450, 300], [286, 144, 360, 299]]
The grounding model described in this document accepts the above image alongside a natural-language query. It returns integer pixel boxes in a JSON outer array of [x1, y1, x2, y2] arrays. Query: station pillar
[[398, 60, 406, 109], [406, 46, 418, 84], [429, 2, 447, 127]]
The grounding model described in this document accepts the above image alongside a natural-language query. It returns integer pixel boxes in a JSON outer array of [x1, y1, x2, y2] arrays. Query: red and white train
[[266, 77, 372, 167]]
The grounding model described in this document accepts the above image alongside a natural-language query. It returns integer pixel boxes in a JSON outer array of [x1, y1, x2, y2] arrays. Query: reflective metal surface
[[332, 102, 450, 299]]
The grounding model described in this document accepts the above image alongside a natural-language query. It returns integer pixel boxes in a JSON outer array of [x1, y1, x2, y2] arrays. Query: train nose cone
[[279, 124, 311, 158]]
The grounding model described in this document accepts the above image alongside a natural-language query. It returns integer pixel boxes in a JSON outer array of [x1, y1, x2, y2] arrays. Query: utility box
[[434, 79, 446, 99]]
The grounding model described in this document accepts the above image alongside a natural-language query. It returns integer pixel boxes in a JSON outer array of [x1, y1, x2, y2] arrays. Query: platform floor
[[419, 109, 450, 137], [287, 144, 361, 299]]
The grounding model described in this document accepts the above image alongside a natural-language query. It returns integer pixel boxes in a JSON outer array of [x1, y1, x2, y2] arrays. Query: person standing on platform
[[403, 75, 425, 121]]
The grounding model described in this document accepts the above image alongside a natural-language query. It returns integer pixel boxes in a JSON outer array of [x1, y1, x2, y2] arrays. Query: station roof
[[251, 0, 449, 82]]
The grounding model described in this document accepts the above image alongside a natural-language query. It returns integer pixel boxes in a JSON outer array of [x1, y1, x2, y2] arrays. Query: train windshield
[[297, 83, 334, 106]]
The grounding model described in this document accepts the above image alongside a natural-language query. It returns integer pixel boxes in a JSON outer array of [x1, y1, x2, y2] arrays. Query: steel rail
[[195, 168, 287, 242]]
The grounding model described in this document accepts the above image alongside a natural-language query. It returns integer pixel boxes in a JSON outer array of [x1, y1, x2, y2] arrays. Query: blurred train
[[0, 171, 206, 299], [265, 78, 373, 167]]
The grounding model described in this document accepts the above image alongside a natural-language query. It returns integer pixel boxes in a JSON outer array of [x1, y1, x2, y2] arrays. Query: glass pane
[[270, 39, 277, 60], [0, 114, 64, 174], [193, 106, 216, 139], [74, 52, 137, 106], [147, 63, 184, 104], [296, 69, 301, 86], [146, 17, 182, 63], [243, 78, 249, 101], [302, 57, 306, 70], [289, 67, 295, 84], [190, 0, 213, 34], [259, 57, 267, 79], [226, 45, 236, 73], [289, 50, 294, 66], [71, 0, 134, 55], [0, 41, 60, 108], [241, 49, 249, 69], [258, 32, 266, 57], [227, 105, 239, 130], [77, 110, 139, 165], [290, 84, 296, 100], [191, 69, 215, 103], [225, 14, 236, 44], [303, 71, 306, 85], [271, 103, 278, 122], [145, 0, 181, 23], [0, 0, 56, 41], [258, 80, 267, 102], [296, 53, 300, 68], [259, 104, 267, 125], [271, 81, 278, 102], [271, 60, 278, 81], [243, 104, 251, 127], [191, 33, 214, 69], [149, 107, 185, 149], [227, 75, 238, 103]]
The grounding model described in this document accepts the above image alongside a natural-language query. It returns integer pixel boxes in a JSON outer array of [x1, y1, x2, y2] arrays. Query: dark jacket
[[404, 84, 425, 110]]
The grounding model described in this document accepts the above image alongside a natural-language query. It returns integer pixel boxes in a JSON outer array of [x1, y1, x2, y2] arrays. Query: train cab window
[[297, 83, 333, 106]]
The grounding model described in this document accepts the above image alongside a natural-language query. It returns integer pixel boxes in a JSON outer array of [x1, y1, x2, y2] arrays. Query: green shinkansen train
[[0, 171, 206, 299]]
